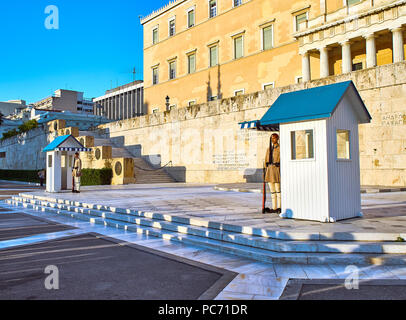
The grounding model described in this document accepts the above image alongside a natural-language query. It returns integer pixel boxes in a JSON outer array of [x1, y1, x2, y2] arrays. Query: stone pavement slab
[[280, 279, 406, 300], [0, 212, 76, 241], [0, 233, 235, 300]]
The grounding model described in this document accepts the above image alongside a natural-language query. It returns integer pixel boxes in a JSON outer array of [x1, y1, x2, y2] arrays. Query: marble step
[[93, 138, 116, 147], [135, 178, 175, 182], [10, 196, 406, 255], [6, 198, 406, 266], [111, 149, 134, 158], [16, 193, 406, 242]]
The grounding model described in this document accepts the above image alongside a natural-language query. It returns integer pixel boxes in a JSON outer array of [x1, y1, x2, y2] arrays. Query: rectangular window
[[337, 129, 351, 159], [234, 36, 243, 59], [188, 9, 195, 28], [209, 45, 218, 67], [209, 0, 217, 18], [295, 12, 308, 32], [262, 25, 273, 50], [61, 155, 67, 168], [210, 96, 218, 101], [169, 61, 176, 79], [152, 27, 159, 44], [169, 19, 176, 37], [152, 67, 159, 85], [0, 152, 5, 158], [296, 76, 303, 83], [352, 62, 363, 71], [188, 54, 196, 74], [347, 0, 361, 5], [48, 155, 52, 168], [263, 82, 275, 90], [169, 105, 176, 111], [233, 0, 242, 7], [188, 100, 196, 106], [152, 108, 159, 114], [291, 129, 314, 160], [234, 89, 244, 96]]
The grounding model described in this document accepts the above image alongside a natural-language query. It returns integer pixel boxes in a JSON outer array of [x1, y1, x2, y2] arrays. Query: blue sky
[[0, 0, 168, 103]]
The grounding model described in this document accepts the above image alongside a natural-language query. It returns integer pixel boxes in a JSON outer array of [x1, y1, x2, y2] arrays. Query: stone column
[[301, 52, 311, 82], [117, 94, 122, 120], [126, 92, 130, 119], [392, 27, 404, 63], [341, 40, 352, 74], [320, 46, 330, 78], [123, 93, 126, 119], [116, 95, 120, 120], [365, 34, 377, 68]]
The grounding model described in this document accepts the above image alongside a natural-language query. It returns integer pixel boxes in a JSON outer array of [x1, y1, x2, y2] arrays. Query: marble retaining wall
[[98, 62, 406, 186], [1, 62, 405, 186]]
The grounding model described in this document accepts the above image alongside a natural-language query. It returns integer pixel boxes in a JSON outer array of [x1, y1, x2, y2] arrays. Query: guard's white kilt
[[74, 176, 81, 191]]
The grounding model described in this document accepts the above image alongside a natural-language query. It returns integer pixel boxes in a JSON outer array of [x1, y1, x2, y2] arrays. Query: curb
[[0, 180, 43, 187]]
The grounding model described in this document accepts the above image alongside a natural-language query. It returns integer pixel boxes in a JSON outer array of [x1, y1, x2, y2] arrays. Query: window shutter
[[188, 54, 196, 73], [188, 10, 194, 27], [263, 26, 273, 50], [210, 46, 218, 66], [234, 37, 243, 59]]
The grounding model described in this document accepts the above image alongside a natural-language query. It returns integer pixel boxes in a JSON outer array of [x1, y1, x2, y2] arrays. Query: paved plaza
[[1, 181, 406, 300]]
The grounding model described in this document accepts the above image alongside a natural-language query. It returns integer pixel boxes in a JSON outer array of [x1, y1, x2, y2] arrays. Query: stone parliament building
[[1, 0, 405, 187]]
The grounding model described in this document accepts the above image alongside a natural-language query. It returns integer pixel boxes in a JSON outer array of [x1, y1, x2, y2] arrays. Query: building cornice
[[141, 0, 189, 25], [294, 0, 406, 38], [93, 82, 144, 102]]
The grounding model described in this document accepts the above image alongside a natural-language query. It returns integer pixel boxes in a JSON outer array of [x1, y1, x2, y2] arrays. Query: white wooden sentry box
[[42, 135, 91, 193], [241, 81, 371, 222]]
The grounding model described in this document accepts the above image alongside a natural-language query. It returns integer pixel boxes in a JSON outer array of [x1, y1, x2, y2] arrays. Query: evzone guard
[[263, 133, 281, 214]]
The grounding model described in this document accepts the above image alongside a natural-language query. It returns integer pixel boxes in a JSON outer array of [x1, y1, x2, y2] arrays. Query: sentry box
[[240, 81, 371, 222], [42, 135, 91, 193]]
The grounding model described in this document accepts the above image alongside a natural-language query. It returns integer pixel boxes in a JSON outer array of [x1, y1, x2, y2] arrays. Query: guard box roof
[[42, 135, 91, 152], [259, 81, 371, 126]]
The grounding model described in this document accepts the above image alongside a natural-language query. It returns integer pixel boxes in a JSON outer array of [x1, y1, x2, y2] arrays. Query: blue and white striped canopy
[[55, 147, 92, 152], [238, 120, 279, 131]]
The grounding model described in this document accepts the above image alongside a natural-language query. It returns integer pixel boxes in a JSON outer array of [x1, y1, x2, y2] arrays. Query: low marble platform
[[15, 183, 406, 240]]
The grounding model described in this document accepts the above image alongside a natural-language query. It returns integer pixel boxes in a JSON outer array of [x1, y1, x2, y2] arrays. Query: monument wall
[[98, 62, 406, 186], [1, 62, 405, 186], [0, 127, 49, 170]]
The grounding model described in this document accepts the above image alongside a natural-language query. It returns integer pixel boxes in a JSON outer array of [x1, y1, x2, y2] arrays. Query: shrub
[[1, 119, 39, 140], [18, 119, 38, 133], [81, 168, 113, 186], [1, 129, 18, 140], [0, 170, 39, 183], [0, 168, 113, 186]]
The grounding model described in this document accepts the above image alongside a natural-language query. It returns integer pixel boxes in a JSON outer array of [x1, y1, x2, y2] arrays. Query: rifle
[[262, 166, 271, 214]]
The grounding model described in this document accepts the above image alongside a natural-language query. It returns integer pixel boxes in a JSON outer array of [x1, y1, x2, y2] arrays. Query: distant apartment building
[[93, 80, 145, 121], [33, 89, 94, 114], [0, 100, 26, 117]]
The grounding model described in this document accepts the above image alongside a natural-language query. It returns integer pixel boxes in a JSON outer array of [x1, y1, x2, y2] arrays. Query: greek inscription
[[213, 152, 249, 171], [381, 112, 404, 126]]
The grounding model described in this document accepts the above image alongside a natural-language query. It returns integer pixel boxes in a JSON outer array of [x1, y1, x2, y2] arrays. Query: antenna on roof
[[132, 67, 137, 82]]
